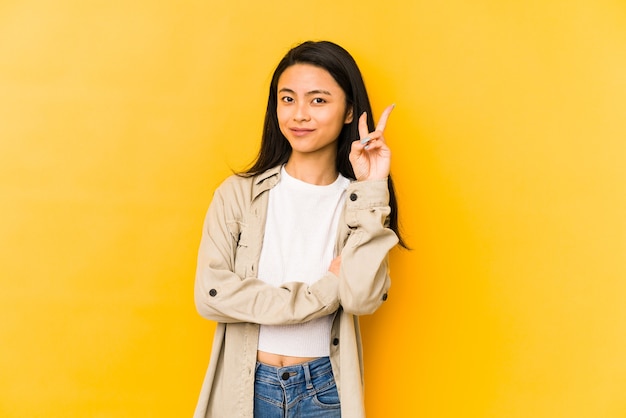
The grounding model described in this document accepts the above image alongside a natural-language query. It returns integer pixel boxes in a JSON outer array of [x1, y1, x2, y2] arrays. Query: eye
[[312, 97, 326, 104], [280, 96, 294, 103]]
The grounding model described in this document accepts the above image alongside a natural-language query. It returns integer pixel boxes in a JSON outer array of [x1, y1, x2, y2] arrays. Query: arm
[[336, 104, 399, 314], [194, 180, 340, 325], [336, 179, 398, 315]]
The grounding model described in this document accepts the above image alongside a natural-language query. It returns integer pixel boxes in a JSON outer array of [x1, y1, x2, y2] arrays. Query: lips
[[289, 128, 315, 137]]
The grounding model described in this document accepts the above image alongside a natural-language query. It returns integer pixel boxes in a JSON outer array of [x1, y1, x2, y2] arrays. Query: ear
[[344, 106, 354, 124]]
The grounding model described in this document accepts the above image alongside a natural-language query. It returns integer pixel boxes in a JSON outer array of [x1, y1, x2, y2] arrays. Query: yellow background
[[1, 0, 625, 416]]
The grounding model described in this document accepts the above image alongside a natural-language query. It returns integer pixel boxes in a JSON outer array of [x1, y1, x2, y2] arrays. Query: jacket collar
[[251, 165, 282, 201]]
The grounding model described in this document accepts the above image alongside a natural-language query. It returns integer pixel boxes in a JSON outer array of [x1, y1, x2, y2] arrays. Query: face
[[276, 64, 353, 159]]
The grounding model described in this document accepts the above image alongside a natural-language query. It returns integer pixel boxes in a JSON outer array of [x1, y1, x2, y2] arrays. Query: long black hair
[[242, 40, 408, 249]]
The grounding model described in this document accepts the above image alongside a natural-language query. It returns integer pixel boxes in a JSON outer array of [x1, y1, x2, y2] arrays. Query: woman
[[194, 40, 405, 418]]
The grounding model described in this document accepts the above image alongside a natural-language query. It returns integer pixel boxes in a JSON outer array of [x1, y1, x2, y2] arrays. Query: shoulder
[[214, 165, 282, 202], [217, 173, 254, 191], [213, 174, 254, 206]]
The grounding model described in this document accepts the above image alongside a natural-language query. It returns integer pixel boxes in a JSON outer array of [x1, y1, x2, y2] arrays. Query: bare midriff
[[257, 350, 318, 367]]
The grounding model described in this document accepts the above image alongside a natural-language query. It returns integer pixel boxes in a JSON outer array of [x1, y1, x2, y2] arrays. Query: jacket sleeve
[[337, 179, 399, 315], [194, 181, 340, 325]]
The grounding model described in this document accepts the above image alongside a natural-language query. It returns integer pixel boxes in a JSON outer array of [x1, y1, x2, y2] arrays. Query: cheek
[[277, 103, 295, 121], [276, 107, 290, 136], [326, 109, 349, 130], [276, 107, 288, 127]]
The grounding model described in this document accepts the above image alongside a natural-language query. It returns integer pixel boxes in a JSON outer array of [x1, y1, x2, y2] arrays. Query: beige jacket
[[193, 165, 398, 418]]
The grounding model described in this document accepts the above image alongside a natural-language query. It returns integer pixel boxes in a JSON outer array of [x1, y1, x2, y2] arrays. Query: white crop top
[[257, 166, 349, 357]]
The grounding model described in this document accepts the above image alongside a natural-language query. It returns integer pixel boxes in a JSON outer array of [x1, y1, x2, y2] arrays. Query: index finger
[[375, 103, 395, 133]]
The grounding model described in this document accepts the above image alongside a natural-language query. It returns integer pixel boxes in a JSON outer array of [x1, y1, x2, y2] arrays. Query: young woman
[[194, 40, 405, 418]]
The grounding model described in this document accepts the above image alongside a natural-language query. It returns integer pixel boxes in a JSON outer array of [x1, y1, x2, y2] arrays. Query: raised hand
[[349, 104, 395, 181]]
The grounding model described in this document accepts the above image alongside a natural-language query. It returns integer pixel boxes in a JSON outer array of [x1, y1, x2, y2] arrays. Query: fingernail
[[360, 136, 371, 145]]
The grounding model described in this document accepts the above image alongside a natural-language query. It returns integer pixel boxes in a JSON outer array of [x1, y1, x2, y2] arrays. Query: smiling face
[[276, 64, 353, 162]]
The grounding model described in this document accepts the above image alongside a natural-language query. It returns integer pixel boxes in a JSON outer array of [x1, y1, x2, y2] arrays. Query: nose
[[293, 102, 310, 122]]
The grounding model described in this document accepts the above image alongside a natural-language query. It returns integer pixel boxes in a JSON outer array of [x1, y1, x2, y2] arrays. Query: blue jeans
[[254, 356, 341, 418]]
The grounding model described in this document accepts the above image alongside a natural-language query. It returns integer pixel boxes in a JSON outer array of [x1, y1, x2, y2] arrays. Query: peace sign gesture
[[349, 104, 395, 181]]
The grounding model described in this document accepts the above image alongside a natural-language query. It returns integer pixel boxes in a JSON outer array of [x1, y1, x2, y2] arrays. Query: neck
[[284, 154, 338, 185]]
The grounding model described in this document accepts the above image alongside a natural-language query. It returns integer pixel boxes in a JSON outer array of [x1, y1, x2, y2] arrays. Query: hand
[[349, 104, 395, 181], [328, 255, 341, 276]]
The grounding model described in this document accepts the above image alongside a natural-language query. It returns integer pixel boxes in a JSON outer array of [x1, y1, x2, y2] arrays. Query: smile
[[289, 128, 315, 137]]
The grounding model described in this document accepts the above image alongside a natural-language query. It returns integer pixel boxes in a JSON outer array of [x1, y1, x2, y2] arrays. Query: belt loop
[[302, 362, 313, 390]]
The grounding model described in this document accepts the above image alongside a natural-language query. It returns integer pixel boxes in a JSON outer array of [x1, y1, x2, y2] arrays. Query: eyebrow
[[278, 87, 333, 96]]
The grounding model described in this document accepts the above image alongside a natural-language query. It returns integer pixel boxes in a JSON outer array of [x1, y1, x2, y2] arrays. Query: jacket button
[[281, 372, 290, 380], [209, 289, 217, 297], [349, 193, 357, 201], [332, 338, 339, 346], [382, 293, 388, 301]]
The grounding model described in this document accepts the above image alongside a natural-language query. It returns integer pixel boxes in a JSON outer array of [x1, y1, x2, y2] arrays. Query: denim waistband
[[255, 357, 333, 388]]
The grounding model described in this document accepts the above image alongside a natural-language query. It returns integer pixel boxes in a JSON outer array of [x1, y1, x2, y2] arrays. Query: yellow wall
[[1, 1, 625, 416]]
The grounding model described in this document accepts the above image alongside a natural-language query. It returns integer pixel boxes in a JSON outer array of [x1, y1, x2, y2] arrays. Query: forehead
[[277, 63, 343, 93]]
